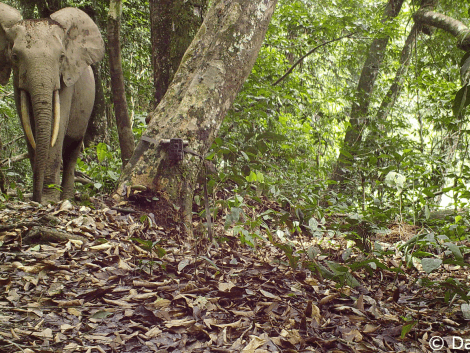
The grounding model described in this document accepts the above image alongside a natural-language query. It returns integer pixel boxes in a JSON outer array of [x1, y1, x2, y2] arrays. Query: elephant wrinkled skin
[[0, 3, 104, 203]]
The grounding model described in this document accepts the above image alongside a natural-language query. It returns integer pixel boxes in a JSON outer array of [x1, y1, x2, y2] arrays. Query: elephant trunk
[[25, 87, 59, 202], [20, 90, 61, 150]]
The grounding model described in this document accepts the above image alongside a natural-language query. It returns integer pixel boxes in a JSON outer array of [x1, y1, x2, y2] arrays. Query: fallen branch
[[0, 152, 29, 167], [0, 221, 42, 231], [1, 135, 24, 149], [22, 226, 88, 244]]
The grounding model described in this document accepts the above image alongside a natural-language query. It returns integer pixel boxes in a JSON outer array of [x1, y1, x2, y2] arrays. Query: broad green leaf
[[421, 258, 442, 274], [444, 242, 463, 261], [308, 217, 318, 232], [246, 171, 257, 182]]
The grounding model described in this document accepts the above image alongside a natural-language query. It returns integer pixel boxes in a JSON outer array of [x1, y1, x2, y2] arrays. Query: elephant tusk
[[20, 90, 36, 150], [51, 91, 60, 147]]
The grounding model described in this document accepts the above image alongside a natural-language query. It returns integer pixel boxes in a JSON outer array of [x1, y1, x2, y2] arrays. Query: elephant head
[[0, 3, 104, 202]]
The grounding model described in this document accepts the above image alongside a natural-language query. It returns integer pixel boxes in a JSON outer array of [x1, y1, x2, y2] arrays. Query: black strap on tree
[[141, 136, 213, 241]]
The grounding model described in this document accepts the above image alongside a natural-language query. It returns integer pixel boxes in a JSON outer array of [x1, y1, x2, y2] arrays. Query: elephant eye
[[59, 53, 66, 63]]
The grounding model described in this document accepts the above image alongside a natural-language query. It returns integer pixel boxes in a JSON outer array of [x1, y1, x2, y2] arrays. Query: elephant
[[0, 3, 104, 203]]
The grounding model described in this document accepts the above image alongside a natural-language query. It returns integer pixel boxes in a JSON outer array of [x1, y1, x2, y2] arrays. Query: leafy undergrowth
[[0, 198, 470, 353]]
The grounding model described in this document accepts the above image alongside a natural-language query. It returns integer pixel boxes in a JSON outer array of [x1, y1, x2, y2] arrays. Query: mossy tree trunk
[[116, 0, 277, 236], [330, 0, 405, 186], [149, 0, 207, 107], [108, 0, 135, 166]]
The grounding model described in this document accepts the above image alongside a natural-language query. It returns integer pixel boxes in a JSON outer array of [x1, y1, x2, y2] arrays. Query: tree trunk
[[115, 0, 277, 236], [149, 0, 172, 105], [149, 0, 207, 107], [374, 25, 420, 123], [84, 64, 107, 148], [368, 0, 438, 142], [108, 0, 135, 166], [330, 0, 405, 185], [37, 0, 63, 18]]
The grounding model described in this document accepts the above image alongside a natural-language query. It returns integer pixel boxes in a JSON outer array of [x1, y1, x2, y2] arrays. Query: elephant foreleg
[[61, 139, 82, 200]]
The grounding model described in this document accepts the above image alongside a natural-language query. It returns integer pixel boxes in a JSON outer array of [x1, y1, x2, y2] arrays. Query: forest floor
[[0, 195, 469, 353]]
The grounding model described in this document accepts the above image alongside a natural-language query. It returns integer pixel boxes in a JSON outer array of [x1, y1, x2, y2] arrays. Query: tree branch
[[0, 152, 29, 167], [273, 32, 357, 86], [413, 10, 470, 51]]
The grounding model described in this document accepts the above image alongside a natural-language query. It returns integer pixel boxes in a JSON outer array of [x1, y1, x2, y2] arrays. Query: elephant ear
[[0, 3, 22, 85], [50, 7, 104, 87]]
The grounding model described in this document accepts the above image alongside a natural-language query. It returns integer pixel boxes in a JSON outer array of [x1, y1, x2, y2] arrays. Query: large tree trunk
[[330, 0, 405, 185], [115, 0, 277, 236], [108, 0, 135, 166], [84, 64, 107, 148], [149, 0, 172, 105], [149, 0, 207, 107]]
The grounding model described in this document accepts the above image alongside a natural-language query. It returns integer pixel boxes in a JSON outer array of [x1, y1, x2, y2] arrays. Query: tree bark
[[84, 64, 107, 148], [371, 0, 438, 135], [149, 0, 207, 107], [108, 0, 135, 166], [413, 10, 470, 51], [330, 0, 405, 185], [115, 0, 277, 236], [375, 25, 420, 123], [149, 0, 172, 105]]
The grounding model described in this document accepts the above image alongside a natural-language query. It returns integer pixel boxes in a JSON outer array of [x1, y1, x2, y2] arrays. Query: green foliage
[[2, 0, 470, 309], [76, 143, 121, 195], [130, 236, 167, 274]]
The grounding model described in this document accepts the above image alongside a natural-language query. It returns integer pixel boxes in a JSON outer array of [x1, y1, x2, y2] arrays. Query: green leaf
[[421, 258, 442, 274], [96, 143, 108, 163], [444, 242, 463, 261], [130, 237, 153, 251], [240, 151, 249, 161], [91, 310, 113, 319], [400, 321, 417, 339], [425, 205, 430, 220], [153, 246, 166, 258], [340, 149, 353, 159], [256, 131, 287, 142], [246, 171, 257, 182]]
